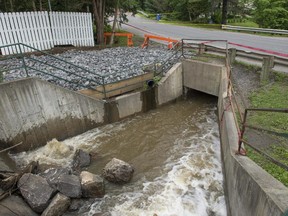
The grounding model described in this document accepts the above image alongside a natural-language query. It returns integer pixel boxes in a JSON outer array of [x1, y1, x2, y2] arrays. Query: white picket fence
[[0, 11, 94, 55]]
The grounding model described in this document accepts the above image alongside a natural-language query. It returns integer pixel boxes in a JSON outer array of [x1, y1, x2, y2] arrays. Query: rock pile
[[2, 47, 181, 90], [0, 149, 134, 216]]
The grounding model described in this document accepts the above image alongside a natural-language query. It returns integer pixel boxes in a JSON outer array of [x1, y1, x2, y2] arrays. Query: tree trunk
[[9, 0, 13, 11], [32, 0, 36, 11], [39, 0, 43, 11], [92, 0, 106, 45], [110, 1, 119, 46], [221, 0, 228, 24]]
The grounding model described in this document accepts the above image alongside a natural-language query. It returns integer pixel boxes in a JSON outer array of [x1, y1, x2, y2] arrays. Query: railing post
[[261, 56, 274, 83], [228, 48, 237, 64], [238, 109, 248, 155], [198, 43, 205, 55], [18, 44, 29, 77], [181, 39, 184, 58]]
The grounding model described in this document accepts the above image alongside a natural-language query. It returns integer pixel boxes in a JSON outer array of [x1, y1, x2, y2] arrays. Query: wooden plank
[[79, 72, 154, 99], [23, 12, 35, 50], [0, 13, 9, 55], [17, 12, 29, 52], [2, 13, 13, 54], [87, 13, 94, 46]]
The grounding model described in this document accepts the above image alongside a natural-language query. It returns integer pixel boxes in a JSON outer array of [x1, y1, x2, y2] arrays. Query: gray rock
[[56, 174, 82, 198], [80, 171, 105, 198], [0, 189, 38, 216], [18, 173, 55, 213], [3, 47, 181, 91], [72, 149, 91, 169], [41, 168, 70, 189], [102, 158, 134, 183], [41, 193, 70, 216]]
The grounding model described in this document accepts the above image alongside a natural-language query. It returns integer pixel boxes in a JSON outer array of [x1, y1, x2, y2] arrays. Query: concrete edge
[[218, 67, 288, 215]]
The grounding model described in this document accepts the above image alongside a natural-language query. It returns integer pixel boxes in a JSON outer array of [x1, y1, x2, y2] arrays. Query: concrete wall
[[183, 60, 224, 97], [116, 92, 143, 119], [0, 78, 105, 152], [218, 68, 288, 216], [0, 63, 183, 153], [156, 62, 183, 106]]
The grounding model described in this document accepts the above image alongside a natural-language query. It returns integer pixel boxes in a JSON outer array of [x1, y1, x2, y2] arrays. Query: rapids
[[10, 93, 227, 216]]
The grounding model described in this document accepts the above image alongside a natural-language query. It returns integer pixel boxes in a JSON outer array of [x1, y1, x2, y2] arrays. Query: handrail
[[153, 40, 182, 76], [237, 108, 288, 170], [222, 25, 288, 35]]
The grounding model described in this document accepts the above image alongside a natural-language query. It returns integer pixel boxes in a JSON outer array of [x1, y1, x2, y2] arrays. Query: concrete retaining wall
[[0, 78, 105, 152], [218, 67, 288, 216], [183, 60, 223, 97], [156, 62, 183, 106], [0, 63, 182, 152]]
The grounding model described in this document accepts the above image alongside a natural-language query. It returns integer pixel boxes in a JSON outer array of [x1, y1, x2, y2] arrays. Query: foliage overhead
[[1, 0, 287, 30]]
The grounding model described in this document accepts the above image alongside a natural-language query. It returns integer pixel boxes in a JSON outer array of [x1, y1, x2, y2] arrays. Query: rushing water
[[11, 93, 227, 216]]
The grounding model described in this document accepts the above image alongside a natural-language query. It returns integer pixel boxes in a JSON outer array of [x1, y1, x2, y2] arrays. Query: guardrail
[[204, 45, 288, 67], [222, 25, 288, 35]]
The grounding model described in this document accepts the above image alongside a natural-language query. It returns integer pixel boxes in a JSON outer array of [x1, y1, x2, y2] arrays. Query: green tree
[[254, 0, 288, 29]]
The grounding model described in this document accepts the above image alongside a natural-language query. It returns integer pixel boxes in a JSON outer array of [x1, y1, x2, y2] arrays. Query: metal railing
[[181, 39, 229, 59], [0, 43, 105, 93], [222, 25, 288, 35], [1, 42, 179, 99], [237, 108, 288, 171], [152, 40, 183, 76]]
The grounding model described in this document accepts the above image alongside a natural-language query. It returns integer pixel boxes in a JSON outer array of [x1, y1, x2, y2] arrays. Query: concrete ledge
[[115, 92, 142, 119], [218, 70, 288, 215], [183, 60, 223, 97], [156, 62, 183, 106]]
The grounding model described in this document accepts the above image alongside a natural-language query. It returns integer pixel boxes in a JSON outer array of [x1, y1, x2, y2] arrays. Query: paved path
[[121, 15, 288, 58]]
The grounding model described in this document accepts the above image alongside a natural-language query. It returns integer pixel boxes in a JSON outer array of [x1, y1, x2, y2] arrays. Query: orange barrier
[[141, 34, 179, 49], [104, 32, 134, 47]]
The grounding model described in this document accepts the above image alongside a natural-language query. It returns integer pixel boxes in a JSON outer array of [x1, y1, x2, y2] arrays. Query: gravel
[[2, 47, 181, 91]]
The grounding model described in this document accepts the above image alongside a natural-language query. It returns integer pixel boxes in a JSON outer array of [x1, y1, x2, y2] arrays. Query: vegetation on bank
[[247, 72, 288, 187]]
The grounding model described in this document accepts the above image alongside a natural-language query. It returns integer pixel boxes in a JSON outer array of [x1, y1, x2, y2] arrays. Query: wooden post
[[198, 43, 205, 55], [228, 48, 237, 64], [261, 56, 274, 83]]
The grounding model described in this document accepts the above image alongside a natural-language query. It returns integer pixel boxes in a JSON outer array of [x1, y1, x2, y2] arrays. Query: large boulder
[[0, 189, 38, 216], [102, 158, 134, 183], [80, 171, 105, 198], [72, 149, 91, 169], [56, 174, 82, 198], [41, 193, 70, 216], [41, 168, 70, 189], [18, 173, 55, 213]]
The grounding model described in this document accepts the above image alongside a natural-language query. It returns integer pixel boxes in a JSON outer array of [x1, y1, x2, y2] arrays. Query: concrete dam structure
[[0, 60, 287, 215]]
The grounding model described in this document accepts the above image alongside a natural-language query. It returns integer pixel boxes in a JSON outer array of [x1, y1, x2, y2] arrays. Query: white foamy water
[[10, 97, 227, 216]]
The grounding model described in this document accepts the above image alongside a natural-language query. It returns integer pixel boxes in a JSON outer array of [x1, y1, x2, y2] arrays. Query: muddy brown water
[[9, 92, 227, 216]]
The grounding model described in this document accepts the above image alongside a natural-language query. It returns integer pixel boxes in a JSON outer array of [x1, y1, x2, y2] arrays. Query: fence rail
[[0, 11, 94, 55], [222, 25, 288, 35]]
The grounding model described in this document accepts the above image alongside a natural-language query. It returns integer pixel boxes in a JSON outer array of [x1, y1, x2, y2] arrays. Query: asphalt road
[[121, 15, 288, 57]]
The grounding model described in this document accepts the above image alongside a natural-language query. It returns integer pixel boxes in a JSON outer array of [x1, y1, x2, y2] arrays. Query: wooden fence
[[0, 11, 94, 55]]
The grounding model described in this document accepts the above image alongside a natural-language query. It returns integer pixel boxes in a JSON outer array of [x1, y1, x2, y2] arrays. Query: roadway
[[121, 14, 288, 58]]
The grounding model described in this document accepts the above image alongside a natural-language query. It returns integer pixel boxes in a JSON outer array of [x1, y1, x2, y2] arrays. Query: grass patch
[[228, 21, 259, 28], [248, 83, 288, 133], [158, 20, 221, 30], [246, 72, 288, 186], [247, 145, 288, 187]]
